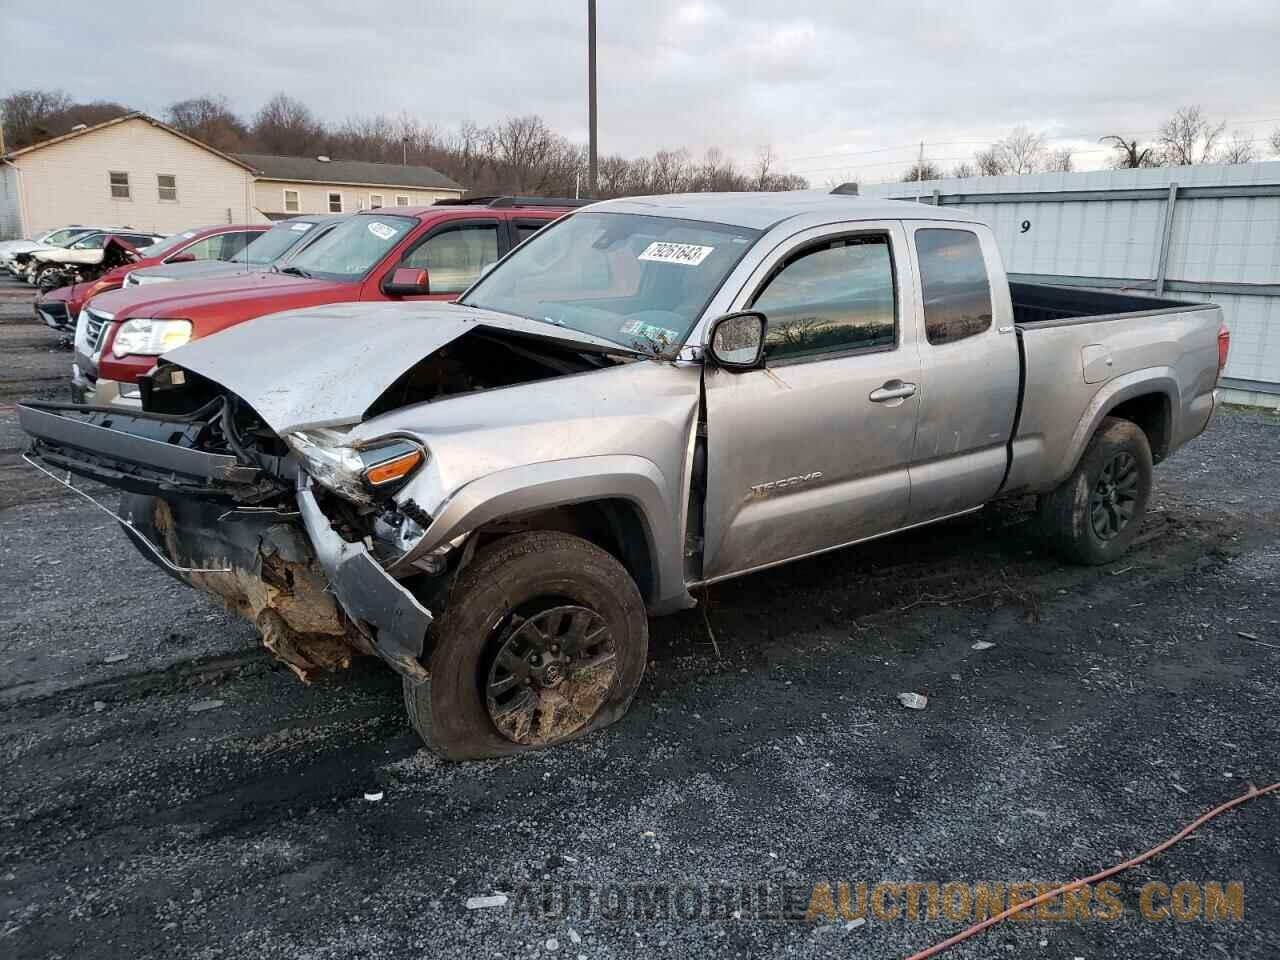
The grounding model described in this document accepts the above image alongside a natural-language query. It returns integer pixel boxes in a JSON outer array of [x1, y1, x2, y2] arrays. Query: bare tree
[[950, 161, 976, 179], [0, 89, 73, 149], [973, 147, 1004, 176], [252, 93, 324, 156], [1157, 105, 1225, 166], [994, 126, 1047, 175], [167, 95, 247, 152], [1048, 147, 1074, 172], [1100, 135, 1158, 169], [1272, 128, 1280, 157], [1220, 130, 1256, 165], [900, 159, 944, 182], [751, 146, 776, 190]]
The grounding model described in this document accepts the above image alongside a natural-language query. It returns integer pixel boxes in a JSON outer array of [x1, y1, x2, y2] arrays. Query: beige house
[[0, 113, 264, 239], [238, 153, 464, 218], [0, 113, 467, 239]]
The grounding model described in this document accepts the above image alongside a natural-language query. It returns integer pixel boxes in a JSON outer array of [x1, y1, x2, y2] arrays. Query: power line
[[782, 116, 1280, 167], [786, 136, 1276, 175]]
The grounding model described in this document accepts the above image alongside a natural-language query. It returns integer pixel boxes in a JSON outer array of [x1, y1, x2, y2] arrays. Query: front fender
[[396, 454, 693, 614]]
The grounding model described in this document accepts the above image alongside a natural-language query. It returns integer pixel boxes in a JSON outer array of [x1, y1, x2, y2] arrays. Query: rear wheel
[[403, 530, 648, 760], [1039, 416, 1153, 565]]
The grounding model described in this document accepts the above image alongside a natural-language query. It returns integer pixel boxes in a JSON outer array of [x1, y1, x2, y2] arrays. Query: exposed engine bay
[[20, 326, 625, 681]]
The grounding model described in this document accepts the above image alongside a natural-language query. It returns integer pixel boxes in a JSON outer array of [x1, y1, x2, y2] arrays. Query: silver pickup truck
[[18, 190, 1228, 759]]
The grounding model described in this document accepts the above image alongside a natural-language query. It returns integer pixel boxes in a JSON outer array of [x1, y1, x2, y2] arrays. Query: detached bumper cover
[[297, 486, 433, 672], [35, 300, 71, 330]]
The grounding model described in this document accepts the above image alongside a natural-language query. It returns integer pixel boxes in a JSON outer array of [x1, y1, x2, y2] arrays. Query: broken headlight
[[287, 430, 426, 505], [112, 318, 192, 357]]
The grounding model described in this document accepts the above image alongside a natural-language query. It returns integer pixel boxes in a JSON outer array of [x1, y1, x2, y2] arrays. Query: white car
[[0, 226, 102, 275], [20, 230, 165, 286]]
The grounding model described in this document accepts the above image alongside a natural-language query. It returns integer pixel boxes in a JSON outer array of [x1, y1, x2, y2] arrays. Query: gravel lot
[[1, 277, 1277, 959]]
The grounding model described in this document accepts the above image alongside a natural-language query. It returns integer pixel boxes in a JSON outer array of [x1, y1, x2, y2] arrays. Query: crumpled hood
[[162, 300, 638, 434]]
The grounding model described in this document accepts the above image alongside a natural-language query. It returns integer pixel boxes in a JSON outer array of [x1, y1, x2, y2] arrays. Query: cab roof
[[588, 190, 983, 231]]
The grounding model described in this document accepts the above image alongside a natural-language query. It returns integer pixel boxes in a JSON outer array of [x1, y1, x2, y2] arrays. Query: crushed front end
[[17, 366, 435, 683]]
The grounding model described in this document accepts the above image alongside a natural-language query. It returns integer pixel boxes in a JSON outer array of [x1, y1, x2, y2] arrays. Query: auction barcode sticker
[[638, 241, 715, 266]]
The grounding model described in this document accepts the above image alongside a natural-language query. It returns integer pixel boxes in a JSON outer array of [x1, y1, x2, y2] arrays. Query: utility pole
[[587, 0, 598, 197], [915, 141, 924, 202]]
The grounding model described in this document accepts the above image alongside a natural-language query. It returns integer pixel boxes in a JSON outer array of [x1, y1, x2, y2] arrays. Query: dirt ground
[[1, 277, 1277, 959]]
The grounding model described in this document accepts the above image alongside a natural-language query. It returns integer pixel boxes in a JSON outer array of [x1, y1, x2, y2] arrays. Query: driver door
[[700, 221, 921, 582]]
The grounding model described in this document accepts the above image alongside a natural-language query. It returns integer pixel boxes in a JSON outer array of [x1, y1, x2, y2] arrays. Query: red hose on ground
[[903, 780, 1280, 960]]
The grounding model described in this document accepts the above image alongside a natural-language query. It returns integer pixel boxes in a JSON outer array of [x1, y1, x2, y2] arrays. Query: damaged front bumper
[[17, 399, 433, 683]]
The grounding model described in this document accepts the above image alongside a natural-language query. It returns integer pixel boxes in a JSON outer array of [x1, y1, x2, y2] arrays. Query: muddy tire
[[403, 531, 648, 760], [1039, 416, 1153, 565]]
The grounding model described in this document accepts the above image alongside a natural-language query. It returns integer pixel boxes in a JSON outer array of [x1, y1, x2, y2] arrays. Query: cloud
[[4, 0, 1278, 182]]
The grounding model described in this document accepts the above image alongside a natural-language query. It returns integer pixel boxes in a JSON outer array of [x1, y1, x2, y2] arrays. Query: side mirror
[[705, 311, 767, 370], [165, 252, 196, 264], [384, 267, 430, 296]]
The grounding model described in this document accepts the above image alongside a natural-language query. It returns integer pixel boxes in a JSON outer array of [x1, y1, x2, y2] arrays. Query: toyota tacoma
[[18, 190, 1227, 759]]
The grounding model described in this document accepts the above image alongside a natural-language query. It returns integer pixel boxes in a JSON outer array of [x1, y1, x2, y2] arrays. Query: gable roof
[[2, 112, 257, 171], [235, 153, 463, 192]]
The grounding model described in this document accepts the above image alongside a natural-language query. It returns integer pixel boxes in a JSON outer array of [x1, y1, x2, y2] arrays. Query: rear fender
[[1049, 369, 1178, 491]]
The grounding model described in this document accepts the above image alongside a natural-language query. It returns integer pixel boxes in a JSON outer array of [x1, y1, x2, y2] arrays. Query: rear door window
[[916, 228, 993, 345]]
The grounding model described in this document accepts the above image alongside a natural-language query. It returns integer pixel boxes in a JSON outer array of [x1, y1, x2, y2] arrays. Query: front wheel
[[403, 530, 649, 760], [1039, 416, 1153, 565]]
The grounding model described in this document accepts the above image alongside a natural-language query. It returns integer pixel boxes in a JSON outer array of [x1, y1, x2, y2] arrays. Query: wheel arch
[[396, 455, 693, 613], [1050, 370, 1179, 491]]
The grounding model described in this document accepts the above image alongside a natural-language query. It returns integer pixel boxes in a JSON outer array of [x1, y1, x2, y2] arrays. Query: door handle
[[869, 381, 917, 403]]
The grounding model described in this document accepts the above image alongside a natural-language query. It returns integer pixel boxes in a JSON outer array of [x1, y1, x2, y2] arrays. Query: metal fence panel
[[862, 161, 1280, 402]]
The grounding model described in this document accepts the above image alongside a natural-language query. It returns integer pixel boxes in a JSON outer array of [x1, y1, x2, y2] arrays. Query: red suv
[[73, 198, 579, 405], [36, 224, 268, 332]]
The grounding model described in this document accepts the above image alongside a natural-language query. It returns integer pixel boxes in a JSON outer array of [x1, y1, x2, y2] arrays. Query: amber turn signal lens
[[363, 449, 424, 486]]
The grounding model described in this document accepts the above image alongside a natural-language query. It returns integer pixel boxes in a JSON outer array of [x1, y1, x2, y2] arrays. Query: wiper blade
[[278, 266, 311, 278]]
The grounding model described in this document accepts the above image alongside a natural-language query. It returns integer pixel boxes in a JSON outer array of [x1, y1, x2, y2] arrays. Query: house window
[[157, 174, 177, 202], [369, 193, 384, 209], [395, 195, 410, 206], [328, 192, 343, 213], [109, 171, 130, 200], [284, 189, 300, 213]]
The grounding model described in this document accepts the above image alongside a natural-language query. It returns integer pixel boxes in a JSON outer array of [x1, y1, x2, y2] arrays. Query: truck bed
[[1010, 281, 1195, 326], [1002, 282, 1222, 495]]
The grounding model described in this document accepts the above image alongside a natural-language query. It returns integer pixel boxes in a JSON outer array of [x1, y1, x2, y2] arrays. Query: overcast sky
[[4, 0, 1278, 182]]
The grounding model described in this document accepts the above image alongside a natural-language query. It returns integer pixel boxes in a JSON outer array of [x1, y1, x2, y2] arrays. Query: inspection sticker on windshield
[[290, 222, 313, 232], [638, 241, 714, 266], [367, 221, 398, 241], [620, 319, 681, 344]]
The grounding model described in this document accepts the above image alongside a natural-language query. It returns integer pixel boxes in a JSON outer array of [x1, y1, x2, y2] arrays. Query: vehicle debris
[[363, 791, 384, 802], [898, 692, 929, 710], [971, 640, 996, 651], [465, 894, 509, 910], [103, 653, 130, 664], [187, 698, 226, 713]]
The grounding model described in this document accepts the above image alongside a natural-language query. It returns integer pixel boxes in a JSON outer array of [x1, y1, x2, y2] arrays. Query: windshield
[[461, 212, 761, 351], [137, 231, 198, 258], [43, 228, 91, 246], [284, 215, 416, 281], [71, 233, 108, 250], [236, 220, 317, 264]]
